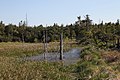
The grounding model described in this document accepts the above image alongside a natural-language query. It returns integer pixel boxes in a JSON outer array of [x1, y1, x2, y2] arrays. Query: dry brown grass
[[0, 42, 44, 57], [0, 42, 79, 80], [100, 50, 120, 80], [0, 42, 79, 57], [101, 50, 120, 63]]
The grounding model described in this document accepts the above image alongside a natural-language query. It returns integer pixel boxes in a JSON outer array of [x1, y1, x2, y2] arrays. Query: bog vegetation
[[0, 15, 120, 79]]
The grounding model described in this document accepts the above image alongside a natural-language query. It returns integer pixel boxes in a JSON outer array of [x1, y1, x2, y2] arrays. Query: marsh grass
[[0, 42, 43, 57], [1, 42, 120, 80], [0, 42, 79, 57], [76, 46, 120, 80], [0, 42, 81, 80], [0, 56, 77, 80]]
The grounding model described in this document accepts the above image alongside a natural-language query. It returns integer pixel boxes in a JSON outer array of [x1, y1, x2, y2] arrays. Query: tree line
[[0, 20, 76, 43], [0, 15, 120, 48]]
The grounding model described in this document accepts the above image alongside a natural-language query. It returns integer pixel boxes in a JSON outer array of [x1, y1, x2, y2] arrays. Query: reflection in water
[[23, 48, 81, 65]]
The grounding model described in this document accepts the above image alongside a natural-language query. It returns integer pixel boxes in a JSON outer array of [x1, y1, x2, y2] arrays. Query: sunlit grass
[[0, 42, 80, 80], [0, 56, 77, 80], [0, 42, 79, 57], [0, 42, 120, 79], [0, 42, 43, 57]]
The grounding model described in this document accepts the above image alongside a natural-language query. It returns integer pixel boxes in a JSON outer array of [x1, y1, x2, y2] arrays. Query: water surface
[[24, 48, 81, 65]]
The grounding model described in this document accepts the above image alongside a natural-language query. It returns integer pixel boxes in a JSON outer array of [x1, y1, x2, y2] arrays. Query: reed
[[0, 42, 79, 57]]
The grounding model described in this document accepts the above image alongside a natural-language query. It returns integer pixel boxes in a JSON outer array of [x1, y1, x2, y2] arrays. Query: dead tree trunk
[[60, 33, 63, 60], [44, 30, 47, 60]]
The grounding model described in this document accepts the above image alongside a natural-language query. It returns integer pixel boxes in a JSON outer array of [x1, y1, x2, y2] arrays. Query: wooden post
[[45, 29, 48, 54], [60, 33, 63, 60], [44, 29, 47, 60], [43, 30, 46, 60]]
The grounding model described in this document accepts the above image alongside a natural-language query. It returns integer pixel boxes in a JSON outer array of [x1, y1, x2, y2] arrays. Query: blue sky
[[0, 0, 120, 26]]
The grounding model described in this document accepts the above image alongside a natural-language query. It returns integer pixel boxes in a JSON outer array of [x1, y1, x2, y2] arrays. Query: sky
[[0, 0, 120, 26]]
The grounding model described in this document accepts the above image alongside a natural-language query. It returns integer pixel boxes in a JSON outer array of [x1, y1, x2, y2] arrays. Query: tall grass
[[0, 56, 77, 80], [0, 42, 44, 57], [76, 46, 120, 80], [0, 42, 120, 79], [0, 42, 79, 57], [0, 42, 81, 80]]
